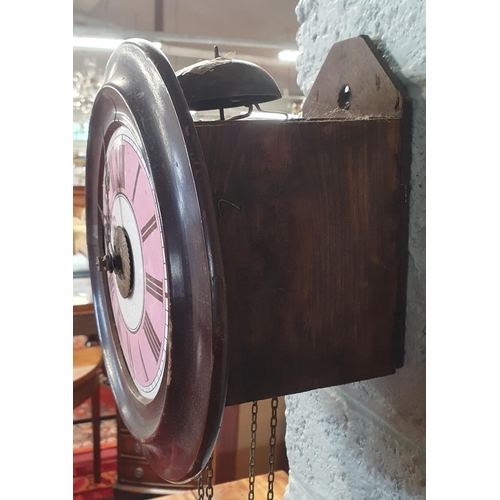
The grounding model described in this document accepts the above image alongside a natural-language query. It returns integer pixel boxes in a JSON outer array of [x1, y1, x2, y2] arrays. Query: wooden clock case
[[196, 35, 411, 406]]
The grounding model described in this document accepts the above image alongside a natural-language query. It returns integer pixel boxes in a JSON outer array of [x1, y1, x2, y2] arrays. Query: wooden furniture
[[74, 185, 87, 254], [73, 185, 86, 218], [73, 345, 103, 483], [114, 413, 200, 499], [114, 400, 287, 498], [152, 471, 289, 500], [73, 303, 99, 344]]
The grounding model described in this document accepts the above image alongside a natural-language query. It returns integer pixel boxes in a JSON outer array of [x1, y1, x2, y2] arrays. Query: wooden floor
[[153, 471, 288, 499]]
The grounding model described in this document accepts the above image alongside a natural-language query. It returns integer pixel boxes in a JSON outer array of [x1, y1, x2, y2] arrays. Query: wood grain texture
[[196, 118, 408, 405]]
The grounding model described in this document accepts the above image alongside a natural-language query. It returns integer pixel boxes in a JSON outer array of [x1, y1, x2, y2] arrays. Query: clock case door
[[86, 39, 228, 484]]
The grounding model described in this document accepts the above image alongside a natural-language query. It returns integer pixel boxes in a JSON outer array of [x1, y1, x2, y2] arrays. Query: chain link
[[248, 400, 258, 500], [201, 398, 279, 500], [197, 454, 214, 500], [197, 469, 205, 500], [206, 455, 214, 500], [267, 397, 279, 500]]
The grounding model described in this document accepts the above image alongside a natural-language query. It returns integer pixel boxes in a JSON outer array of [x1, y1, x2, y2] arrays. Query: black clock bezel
[[85, 39, 228, 483]]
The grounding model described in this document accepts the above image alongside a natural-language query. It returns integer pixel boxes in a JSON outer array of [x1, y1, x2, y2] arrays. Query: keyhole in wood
[[338, 84, 352, 110]]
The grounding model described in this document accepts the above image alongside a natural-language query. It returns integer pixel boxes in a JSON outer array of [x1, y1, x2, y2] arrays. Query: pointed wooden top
[[302, 35, 408, 119]]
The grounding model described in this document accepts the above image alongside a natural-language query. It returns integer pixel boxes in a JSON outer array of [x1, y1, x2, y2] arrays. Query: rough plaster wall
[[284, 0, 426, 498]]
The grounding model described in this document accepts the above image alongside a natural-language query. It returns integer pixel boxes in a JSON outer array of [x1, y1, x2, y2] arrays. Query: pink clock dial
[[86, 39, 228, 483], [104, 126, 169, 400]]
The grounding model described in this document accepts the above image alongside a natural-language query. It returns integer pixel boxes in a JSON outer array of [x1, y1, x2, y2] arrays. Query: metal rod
[[255, 103, 290, 119], [227, 104, 253, 121]]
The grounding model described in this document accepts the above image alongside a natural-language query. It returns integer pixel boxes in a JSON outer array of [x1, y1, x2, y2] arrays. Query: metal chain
[[197, 454, 214, 500], [197, 470, 205, 500], [200, 399, 279, 500], [267, 397, 279, 500], [206, 455, 214, 500], [200, 398, 279, 500], [248, 400, 258, 500]]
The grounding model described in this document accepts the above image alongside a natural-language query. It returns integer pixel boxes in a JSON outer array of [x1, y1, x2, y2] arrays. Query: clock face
[[104, 126, 169, 400], [85, 38, 228, 483]]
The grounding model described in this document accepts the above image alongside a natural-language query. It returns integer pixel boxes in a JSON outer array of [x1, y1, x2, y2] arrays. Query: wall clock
[[86, 39, 228, 484], [86, 35, 411, 486]]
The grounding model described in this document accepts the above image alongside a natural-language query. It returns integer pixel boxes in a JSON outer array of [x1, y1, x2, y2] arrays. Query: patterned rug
[[73, 452, 117, 500], [74, 336, 118, 499], [73, 375, 117, 455]]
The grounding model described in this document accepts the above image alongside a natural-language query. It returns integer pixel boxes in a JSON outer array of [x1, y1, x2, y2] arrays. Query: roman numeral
[[126, 332, 133, 371], [138, 344, 149, 382], [145, 273, 163, 302], [111, 145, 125, 190], [117, 144, 125, 189], [141, 215, 158, 242], [143, 311, 161, 362], [132, 163, 141, 202]]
